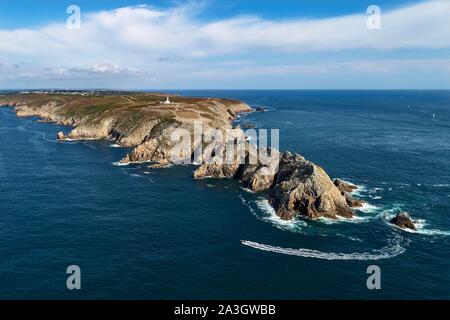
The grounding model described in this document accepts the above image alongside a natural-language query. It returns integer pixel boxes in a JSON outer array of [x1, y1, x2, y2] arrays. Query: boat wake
[[241, 235, 407, 261]]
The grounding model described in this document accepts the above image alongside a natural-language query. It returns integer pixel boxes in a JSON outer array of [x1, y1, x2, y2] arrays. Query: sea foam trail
[[241, 237, 406, 261]]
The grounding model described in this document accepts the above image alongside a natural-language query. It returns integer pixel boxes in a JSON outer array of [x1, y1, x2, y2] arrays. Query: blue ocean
[[0, 90, 449, 299]]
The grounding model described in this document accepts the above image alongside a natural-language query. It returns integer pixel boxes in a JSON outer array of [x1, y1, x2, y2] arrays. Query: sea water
[[0, 90, 449, 299]]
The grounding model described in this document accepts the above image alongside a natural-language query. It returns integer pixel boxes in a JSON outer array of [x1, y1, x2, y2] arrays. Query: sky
[[0, 0, 449, 89]]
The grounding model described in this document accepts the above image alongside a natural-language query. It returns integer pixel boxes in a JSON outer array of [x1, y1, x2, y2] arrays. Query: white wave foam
[[393, 219, 450, 236], [313, 214, 372, 225], [347, 236, 363, 242], [337, 179, 385, 199], [255, 198, 308, 228], [240, 187, 255, 194], [351, 185, 367, 197], [241, 236, 406, 260], [112, 161, 129, 166], [383, 211, 450, 236], [63, 137, 99, 142], [357, 202, 381, 214], [109, 144, 122, 148], [414, 228, 450, 236], [240, 196, 307, 232], [112, 159, 153, 166], [396, 183, 411, 187], [241, 195, 377, 229], [130, 173, 143, 178]]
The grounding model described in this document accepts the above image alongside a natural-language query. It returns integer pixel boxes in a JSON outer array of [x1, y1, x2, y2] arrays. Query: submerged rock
[[238, 147, 280, 192], [390, 212, 416, 230]]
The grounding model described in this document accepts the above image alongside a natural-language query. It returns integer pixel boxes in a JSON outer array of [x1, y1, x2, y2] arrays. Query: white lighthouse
[[164, 96, 172, 104]]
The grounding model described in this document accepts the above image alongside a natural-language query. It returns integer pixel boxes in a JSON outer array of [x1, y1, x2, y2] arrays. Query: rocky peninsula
[[0, 92, 363, 221]]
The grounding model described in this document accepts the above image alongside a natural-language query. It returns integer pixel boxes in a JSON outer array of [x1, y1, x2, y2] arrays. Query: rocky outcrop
[[192, 127, 248, 179], [390, 212, 416, 230], [268, 152, 353, 220], [237, 147, 279, 192], [334, 179, 357, 193], [333, 179, 365, 208], [120, 119, 184, 166], [192, 137, 280, 193], [344, 194, 365, 208], [56, 132, 65, 140]]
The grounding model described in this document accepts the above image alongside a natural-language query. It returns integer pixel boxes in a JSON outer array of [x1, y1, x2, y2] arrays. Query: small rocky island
[[0, 91, 364, 221], [390, 212, 417, 230]]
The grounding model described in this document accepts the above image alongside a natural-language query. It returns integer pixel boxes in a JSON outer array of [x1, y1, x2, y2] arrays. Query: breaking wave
[[389, 220, 450, 236], [431, 184, 450, 187], [241, 235, 407, 260], [239, 196, 307, 233], [357, 202, 381, 214]]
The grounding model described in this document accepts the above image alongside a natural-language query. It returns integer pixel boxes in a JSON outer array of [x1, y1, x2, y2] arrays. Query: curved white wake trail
[[241, 237, 406, 261]]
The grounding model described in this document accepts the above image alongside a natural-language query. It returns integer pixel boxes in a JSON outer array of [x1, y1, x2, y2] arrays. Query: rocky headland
[[0, 92, 363, 221]]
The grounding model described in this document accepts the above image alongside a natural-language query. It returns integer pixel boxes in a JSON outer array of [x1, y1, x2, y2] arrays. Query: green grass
[[148, 118, 181, 139]]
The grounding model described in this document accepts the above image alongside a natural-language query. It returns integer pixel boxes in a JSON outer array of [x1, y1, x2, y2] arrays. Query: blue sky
[[0, 0, 419, 27], [0, 0, 449, 89]]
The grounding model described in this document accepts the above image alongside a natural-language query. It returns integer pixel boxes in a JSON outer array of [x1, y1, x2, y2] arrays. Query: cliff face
[[268, 152, 353, 220], [0, 92, 360, 221]]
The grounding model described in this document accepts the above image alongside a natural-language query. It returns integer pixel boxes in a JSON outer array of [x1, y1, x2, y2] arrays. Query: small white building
[[163, 96, 172, 104]]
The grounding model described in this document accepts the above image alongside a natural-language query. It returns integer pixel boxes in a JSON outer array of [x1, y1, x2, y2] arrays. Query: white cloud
[[187, 59, 450, 78], [1, 1, 449, 58], [0, 0, 449, 86], [16, 72, 38, 79], [9, 63, 147, 80]]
